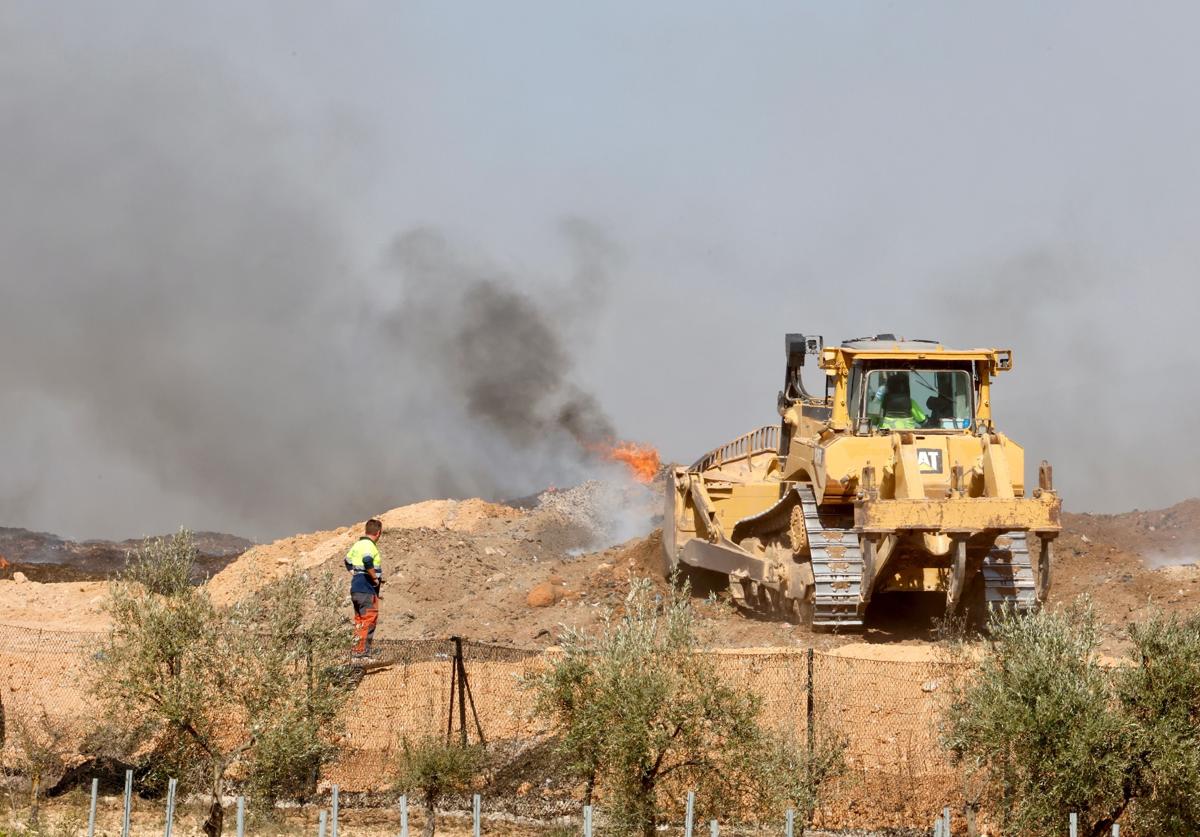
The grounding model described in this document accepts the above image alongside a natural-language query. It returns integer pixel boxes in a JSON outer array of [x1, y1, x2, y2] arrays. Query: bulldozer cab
[[851, 364, 975, 432], [792, 334, 1014, 437]]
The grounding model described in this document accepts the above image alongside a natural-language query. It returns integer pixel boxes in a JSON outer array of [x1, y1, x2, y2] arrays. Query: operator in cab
[[871, 373, 927, 430]]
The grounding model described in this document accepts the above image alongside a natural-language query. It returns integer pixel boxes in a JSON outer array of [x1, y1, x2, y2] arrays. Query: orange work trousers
[[351, 592, 379, 655]]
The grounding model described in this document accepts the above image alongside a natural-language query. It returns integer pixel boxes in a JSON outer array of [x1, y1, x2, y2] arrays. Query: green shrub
[[944, 603, 1200, 836], [1, 709, 70, 828], [94, 530, 351, 835], [531, 578, 842, 837], [1115, 613, 1200, 834], [393, 736, 485, 837]]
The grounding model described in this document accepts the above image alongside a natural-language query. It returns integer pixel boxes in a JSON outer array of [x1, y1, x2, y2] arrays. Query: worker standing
[[345, 518, 383, 658]]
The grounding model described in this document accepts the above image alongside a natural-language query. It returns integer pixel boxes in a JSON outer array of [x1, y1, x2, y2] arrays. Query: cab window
[[863, 368, 973, 430]]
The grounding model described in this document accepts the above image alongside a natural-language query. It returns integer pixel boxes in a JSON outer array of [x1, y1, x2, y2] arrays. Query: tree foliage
[[93, 530, 352, 836], [531, 579, 842, 837], [1115, 614, 1200, 834], [943, 602, 1200, 836], [1, 709, 71, 827], [393, 736, 485, 837]]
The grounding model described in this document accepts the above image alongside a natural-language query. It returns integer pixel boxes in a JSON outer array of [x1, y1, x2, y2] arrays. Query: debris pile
[[529, 479, 661, 549]]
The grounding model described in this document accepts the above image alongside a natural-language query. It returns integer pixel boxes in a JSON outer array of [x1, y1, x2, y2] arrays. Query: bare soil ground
[[1051, 499, 1200, 652], [2, 488, 1198, 656]]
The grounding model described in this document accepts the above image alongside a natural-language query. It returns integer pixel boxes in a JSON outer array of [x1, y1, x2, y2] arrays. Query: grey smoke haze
[[2, 3, 1200, 540], [0, 21, 629, 539]]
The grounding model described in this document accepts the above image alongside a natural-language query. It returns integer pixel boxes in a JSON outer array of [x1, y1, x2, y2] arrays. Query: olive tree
[[1, 709, 71, 827], [393, 736, 485, 837], [531, 579, 842, 837], [94, 530, 352, 836], [943, 603, 1130, 836], [1113, 613, 1200, 834], [944, 603, 1200, 837]]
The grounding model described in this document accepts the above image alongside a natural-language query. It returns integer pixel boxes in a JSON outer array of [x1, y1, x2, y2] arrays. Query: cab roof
[[841, 335, 943, 352], [821, 335, 1013, 373]]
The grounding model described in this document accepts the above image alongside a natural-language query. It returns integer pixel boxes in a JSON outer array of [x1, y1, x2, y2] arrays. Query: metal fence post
[[933, 815, 943, 837], [87, 778, 99, 837], [1069, 812, 1078, 837], [237, 795, 246, 837], [400, 794, 409, 837], [121, 769, 133, 837], [1112, 824, 1119, 836], [685, 790, 695, 837], [332, 785, 340, 837], [319, 809, 328, 837], [709, 820, 718, 837], [942, 805, 950, 835], [163, 777, 177, 837], [784, 807, 794, 837], [456, 638, 469, 746], [473, 793, 481, 837], [805, 647, 815, 761], [583, 804, 592, 837]]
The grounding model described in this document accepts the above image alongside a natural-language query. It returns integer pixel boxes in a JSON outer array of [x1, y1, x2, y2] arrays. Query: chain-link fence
[[0, 625, 101, 750], [0, 624, 969, 830], [325, 637, 545, 795]]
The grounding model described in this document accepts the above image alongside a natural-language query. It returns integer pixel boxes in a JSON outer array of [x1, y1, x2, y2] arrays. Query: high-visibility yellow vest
[[345, 537, 381, 575], [880, 399, 926, 430]]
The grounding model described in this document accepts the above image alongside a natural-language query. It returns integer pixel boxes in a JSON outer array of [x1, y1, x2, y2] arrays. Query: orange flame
[[602, 441, 661, 484]]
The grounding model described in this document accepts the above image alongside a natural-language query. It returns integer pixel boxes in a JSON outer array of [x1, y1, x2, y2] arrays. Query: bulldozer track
[[798, 486, 864, 630], [726, 488, 1037, 629], [981, 532, 1037, 615]]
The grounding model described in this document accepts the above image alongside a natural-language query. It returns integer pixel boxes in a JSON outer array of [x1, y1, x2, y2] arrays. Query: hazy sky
[[2, 2, 1198, 539]]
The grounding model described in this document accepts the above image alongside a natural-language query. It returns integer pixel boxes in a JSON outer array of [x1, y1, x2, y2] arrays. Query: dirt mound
[[1048, 500, 1200, 651], [1064, 499, 1200, 564], [204, 482, 666, 646], [7, 484, 1200, 654], [0, 578, 110, 631], [206, 497, 536, 607]]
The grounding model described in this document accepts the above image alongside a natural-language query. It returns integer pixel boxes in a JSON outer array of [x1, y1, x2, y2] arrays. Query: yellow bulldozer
[[663, 334, 1061, 630]]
